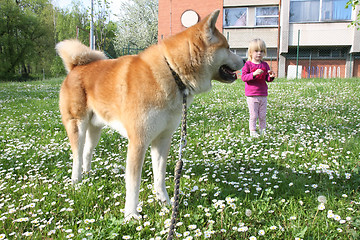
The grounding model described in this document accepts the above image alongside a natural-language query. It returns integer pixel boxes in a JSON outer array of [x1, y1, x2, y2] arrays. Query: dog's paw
[[70, 178, 81, 185], [124, 212, 142, 222], [155, 190, 170, 205]]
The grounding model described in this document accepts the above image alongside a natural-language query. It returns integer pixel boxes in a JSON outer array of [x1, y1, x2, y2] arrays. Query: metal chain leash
[[167, 92, 187, 240]]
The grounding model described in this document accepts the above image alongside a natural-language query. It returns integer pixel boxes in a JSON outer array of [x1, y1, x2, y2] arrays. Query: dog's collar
[[165, 58, 188, 94]]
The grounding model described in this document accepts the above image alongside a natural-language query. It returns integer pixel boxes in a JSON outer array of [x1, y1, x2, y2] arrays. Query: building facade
[[158, 0, 360, 78]]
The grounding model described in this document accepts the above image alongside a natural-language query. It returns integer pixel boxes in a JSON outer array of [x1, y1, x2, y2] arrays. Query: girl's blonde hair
[[247, 39, 267, 61]]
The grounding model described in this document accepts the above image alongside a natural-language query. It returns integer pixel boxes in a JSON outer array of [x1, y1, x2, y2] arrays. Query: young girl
[[241, 39, 275, 137]]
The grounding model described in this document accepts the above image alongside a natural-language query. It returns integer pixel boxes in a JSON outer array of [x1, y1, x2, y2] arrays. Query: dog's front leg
[[151, 133, 172, 205], [124, 141, 147, 220]]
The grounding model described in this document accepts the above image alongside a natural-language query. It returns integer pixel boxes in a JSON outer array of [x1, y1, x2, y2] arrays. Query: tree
[[90, 0, 117, 57], [51, 2, 90, 75], [114, 0, 158, 55], [0, 0, 52, 79], [0, 0, 119, 80], [346, 0, 360, 29]]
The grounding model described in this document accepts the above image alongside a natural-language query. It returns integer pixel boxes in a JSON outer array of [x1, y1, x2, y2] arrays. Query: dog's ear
[[204, 10, 220, 43]]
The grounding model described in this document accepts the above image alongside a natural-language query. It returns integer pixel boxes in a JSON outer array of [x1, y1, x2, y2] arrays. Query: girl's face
[[251, 49, 265, 63]]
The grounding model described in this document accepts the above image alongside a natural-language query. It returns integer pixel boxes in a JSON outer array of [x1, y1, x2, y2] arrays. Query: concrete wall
[[224, 28, 278, 49], [288, 23, 354, 47]]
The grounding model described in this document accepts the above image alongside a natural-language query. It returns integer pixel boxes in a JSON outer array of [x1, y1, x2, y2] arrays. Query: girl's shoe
[[250, 131, 260, 138], [259, 129, 266, 136]]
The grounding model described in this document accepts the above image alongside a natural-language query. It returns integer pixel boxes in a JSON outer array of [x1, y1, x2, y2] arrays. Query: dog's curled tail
[[56, 39, 107, 73]]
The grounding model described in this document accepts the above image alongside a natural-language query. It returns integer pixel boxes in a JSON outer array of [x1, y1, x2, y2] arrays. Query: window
[[256, 7, 279, 26], [231, 48, 247, 57], [290, 0, 351, 23], [223, 8, 247, 27], [287, 47, 347, 59], [321, 0, 352, 21], [266, 48, 278, 59], [290, 0, 320, 22]]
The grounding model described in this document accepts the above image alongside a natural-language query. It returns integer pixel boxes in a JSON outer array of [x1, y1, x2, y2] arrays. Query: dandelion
[[84, 219, 95, 224], [317, 195, 327, 204], [194, 231, 202, 237], [66, 234, 74, 238], [136, 206, 142, 213], [9, 208, 16, 214], [238, 226, 248, 232], [188, 224, 197, 230], [13, 217, 29, 223], [22, 232, 33, 237], [318, 203, 325, 211], [245, 209, 252, 217], [270, 225, 277, 230], [327, 210, 334, 219], [204, 231, 211, 238]]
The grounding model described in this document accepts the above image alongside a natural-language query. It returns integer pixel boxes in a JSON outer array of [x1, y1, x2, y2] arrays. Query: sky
[[52, 0, 125, 20]]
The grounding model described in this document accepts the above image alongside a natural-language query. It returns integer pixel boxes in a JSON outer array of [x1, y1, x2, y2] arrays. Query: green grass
[[0, 77, 359, 240]]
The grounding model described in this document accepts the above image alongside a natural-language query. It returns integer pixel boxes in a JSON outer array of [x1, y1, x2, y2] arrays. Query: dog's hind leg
[[63, 117, 88, 183], [151, 132, 172, 205], [83, 121, 102, 174], [124, 140, 147, 220]]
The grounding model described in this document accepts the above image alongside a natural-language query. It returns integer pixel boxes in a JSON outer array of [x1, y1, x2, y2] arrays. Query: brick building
[[158, 0, 360, 78]]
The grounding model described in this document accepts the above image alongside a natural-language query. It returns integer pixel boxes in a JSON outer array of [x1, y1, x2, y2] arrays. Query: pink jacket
[[241, 61, 274, 96]]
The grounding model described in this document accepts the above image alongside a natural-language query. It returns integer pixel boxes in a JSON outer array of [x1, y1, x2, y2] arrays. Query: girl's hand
[[268, 70, 276, 78], [253, 69, 264, 76]]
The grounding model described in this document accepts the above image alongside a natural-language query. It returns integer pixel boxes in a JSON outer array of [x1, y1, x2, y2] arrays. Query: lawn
[[0, 77, 359, 240]]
